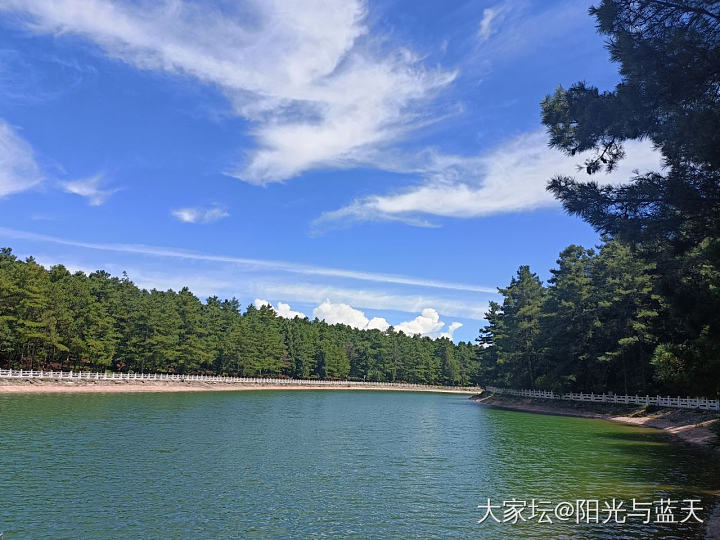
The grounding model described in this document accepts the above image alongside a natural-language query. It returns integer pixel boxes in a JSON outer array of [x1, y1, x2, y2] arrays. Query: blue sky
[[0, 0, 662, 342]]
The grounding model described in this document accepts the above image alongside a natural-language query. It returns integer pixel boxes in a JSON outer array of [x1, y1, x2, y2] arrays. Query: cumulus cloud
[[61, 174, 118, 205], [440, 321, 463, 340], [314, 130, 664, 229], [312, 300, 463, 338], [253, 298, 306, 319], [0, 120, 43, 197], [2, 0, 455, 184], [313, 299, 389, 331], [395, 308, 444, 336], [275, 302, 307, 319], [171, 205, 229, 224], [366, 316, 391, 331]]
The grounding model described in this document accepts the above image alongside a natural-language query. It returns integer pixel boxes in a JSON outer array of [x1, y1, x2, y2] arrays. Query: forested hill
[[0, 248, 480, 384]]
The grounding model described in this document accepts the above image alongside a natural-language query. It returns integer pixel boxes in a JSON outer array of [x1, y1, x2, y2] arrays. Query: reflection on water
[[0, 391, 717, 538]]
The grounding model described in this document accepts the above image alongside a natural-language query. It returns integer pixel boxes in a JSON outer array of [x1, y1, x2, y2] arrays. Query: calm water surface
[[0, 391, 718, 538]]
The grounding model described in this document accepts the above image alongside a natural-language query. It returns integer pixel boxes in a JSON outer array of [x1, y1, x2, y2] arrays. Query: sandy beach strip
[[0, 379, 480, 395]]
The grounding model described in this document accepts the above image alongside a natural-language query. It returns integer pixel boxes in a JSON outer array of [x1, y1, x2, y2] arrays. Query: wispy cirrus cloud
[[313, 130, 664, 230], [0, 227, 496, 295], [0, 0, 456, 185], [0, 118, 109, 204], [61, 173, 118, 205], [477, 4, 508, 43], [473, 1, 594, 61], [171, 205, 229, 224], [0, 120, 44, 197]]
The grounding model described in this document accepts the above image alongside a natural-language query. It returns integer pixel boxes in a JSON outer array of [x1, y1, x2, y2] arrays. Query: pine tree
[[541, 0, 720, 395], [540, 246, 598, 391], [591, 239, 660, 394], [482, 266, 545, 388], [437, 338, 461, 385], [175, 287, 210, 374]]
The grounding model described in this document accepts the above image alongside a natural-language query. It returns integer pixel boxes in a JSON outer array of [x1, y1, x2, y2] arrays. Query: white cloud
[[253, 298, 306, 319], [313, 300, 387, 331], [312, 300, 465, 338], [61, 174, 118, 205], [314, 130, 664, 228], [366, 316, 391, 331], [0, 120, 106, 204], [0, 120, 43, 197], [473, 1, 593, 61], [478, 5, 506, 42], [395, 308, 444, 336], [0, 227, 495, 294], [440, 321, 463, 340], [171, 205, 229, 224], [276, 301, 306, 319], [2, 0, 455, 184]]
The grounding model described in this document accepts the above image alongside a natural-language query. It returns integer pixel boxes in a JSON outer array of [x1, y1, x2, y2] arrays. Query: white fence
[[0, 369, 481, 393], [485, 386, 720, 411]]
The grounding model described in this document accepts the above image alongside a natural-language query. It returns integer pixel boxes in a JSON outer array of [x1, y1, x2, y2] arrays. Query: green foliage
[[518, 0, 720, 397], [479, 266, 544, 388], [477, 237, 717, 396], [0, 248, 480, 385]]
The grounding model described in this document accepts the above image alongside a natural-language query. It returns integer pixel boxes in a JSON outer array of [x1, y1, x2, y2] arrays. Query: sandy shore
[[0, 378, 479, 395]]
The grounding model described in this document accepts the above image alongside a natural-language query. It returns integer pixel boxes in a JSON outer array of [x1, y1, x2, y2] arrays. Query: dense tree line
[[478, 1, 720, 398], [0, 248, 480, 385], [477, 239, 665, 394]]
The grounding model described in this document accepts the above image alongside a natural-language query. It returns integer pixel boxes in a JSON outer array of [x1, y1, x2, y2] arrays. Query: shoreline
[[0, 378, 479, 395], [471, 391, 720, 449]]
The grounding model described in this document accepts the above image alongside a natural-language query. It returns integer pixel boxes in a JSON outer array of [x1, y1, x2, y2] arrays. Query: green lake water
[[0, 390, 718, 538]]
